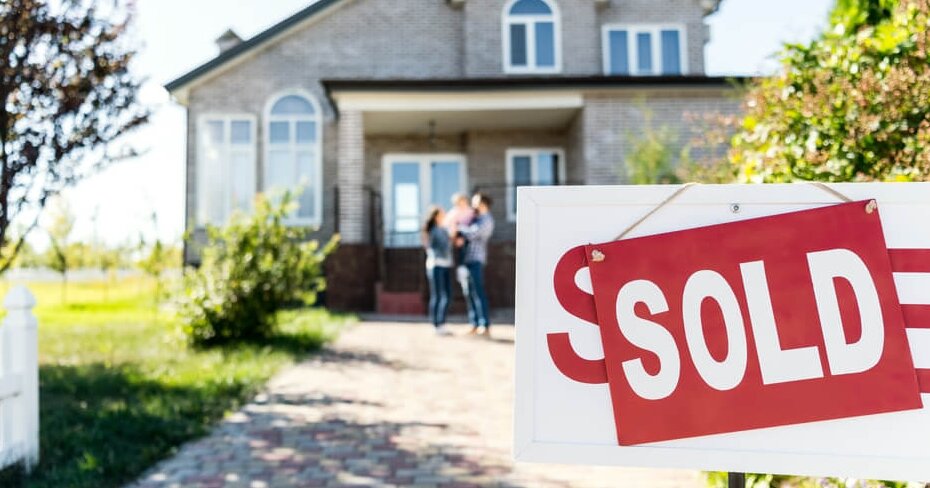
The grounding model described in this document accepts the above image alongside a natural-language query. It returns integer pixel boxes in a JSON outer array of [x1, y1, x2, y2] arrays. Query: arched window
[[265, 92, 322, 226], [503, 0, 560, 73]]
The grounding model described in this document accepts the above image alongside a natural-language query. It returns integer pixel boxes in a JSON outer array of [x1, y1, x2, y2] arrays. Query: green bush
[[730, 0, 930, 182], [179, 194, 338, 346], [624, 108, 682, 185]]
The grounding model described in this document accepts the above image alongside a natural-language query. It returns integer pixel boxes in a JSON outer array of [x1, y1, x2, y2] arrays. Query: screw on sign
[[550, 201, 923, 445]]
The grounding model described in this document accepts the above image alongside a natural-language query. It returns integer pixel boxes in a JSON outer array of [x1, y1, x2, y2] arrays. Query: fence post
[[4, 286, 38, 471]]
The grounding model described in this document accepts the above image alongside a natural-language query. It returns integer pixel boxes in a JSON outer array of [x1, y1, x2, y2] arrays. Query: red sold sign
[[576, 201, 922, 445]]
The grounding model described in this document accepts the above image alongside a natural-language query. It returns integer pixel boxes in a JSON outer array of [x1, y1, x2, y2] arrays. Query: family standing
[[422, 192, 496, 337]]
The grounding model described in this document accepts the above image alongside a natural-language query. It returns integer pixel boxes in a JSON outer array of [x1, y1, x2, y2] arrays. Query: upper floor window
[[265, 92, 322, 226], [197, 115, 256, 227], [603, 25, 686, 76], [503, 0, 561, 74]]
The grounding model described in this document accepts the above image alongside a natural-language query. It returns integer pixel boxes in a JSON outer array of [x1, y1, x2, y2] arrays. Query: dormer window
[[503, 0, 561, 74], [603, 25, 687, 76]]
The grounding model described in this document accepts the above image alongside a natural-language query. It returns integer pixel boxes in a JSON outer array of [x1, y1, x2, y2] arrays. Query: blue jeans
[[463, 261, 490, 328], [427, 266, 452, 327]]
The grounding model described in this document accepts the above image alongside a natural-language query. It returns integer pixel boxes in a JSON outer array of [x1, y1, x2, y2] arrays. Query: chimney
[[215, 29, 243, 54], [700, 0, 722, 15]]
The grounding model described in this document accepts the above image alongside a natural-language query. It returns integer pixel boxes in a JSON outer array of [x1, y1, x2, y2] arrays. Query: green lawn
[[0, 277, 353, 488]]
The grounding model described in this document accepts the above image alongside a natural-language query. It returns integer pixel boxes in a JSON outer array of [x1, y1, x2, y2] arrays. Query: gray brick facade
[[582, 90, 742, 185], [176, 0, 737, 264]]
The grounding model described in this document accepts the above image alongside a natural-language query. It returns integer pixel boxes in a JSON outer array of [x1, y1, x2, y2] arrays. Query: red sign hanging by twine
[[558, 201, 923, 445]]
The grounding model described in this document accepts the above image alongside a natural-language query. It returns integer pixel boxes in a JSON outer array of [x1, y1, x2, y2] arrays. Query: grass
[[0, 277, 353, 488]]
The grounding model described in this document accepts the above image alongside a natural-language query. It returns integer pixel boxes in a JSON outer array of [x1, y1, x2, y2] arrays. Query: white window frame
[[502, 0, 562, 74], [263, 90, 324, 227], [601, 24, 688, 76], [381, 153, 469, 248], [506, 148, 566, 222], [196, 114, 257, 227]]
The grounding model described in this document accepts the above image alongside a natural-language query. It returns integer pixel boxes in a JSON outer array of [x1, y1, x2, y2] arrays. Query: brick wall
[[582, 89, 742, 185], [464, 0, 601, 77], [180, 0, 738, 311], [338, 110, 366, 243], [325, 244, 379, 311], [186, 0, 467, 243], [596, 0, 710, 75], [466, 129, 569, 242], [184, 0, 720, 251], [464, 0, 710, 77]]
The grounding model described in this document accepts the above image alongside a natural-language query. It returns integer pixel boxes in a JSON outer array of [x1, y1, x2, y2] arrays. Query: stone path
[[131, 321, 702, 488]]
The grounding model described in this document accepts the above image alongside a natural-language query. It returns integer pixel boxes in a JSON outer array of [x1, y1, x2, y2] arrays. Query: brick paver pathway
[[131, 321, 702, 488]]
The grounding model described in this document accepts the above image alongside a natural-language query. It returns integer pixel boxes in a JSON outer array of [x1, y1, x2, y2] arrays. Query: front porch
[[323, 83, 587, 314]]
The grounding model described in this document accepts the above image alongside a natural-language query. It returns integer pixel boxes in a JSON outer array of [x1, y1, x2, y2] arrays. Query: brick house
[[166, 0, 743, 313]]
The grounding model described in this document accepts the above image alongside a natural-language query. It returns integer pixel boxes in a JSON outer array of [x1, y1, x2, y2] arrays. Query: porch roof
[[323, 75, 747, 135], [322, 74, 747, 95]]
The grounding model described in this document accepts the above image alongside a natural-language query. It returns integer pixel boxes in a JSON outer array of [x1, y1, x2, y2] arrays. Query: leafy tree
[[137, 239, 180, 305], [731, 0, 930, 182], [831, 0, 897, 31], [0, 0, 148, 273], [45, 197, 75, 303], [677, 112, 743, 184], [179, 194, 338, 346], [136, 211, 180, 305], [0, 225, 39, 269], [624, 109, 681, 185], [94, 244, 126, 301]]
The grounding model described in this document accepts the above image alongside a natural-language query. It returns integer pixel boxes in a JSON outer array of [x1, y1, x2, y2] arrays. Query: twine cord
[[612, 182, 856, 242]]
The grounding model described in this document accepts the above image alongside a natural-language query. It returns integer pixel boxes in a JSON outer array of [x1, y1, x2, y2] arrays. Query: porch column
[[337, 110, 367, 244], [581, 101, 624, 185]]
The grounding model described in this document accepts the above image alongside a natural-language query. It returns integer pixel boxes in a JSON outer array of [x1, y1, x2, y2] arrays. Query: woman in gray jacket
[[422, 206, 453, 335]]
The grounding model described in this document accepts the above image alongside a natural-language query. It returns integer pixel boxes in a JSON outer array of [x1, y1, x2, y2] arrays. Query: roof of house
[[165, 0, 342, 92], [165, 0, 728, 95]]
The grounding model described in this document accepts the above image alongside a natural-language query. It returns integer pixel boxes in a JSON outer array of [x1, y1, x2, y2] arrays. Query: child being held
[[443, 193, 475, 277]]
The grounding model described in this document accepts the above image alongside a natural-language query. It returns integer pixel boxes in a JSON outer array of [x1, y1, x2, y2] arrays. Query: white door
[[383, 154, 467, 247]]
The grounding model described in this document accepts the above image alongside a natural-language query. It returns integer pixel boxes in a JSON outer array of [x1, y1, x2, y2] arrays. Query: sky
[[57, 0, 835, 248]]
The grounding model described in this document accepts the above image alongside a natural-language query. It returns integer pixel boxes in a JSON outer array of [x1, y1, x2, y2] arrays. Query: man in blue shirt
[[458, 193, 495, 337]]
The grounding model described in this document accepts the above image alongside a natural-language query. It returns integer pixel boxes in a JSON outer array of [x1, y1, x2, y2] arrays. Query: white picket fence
[[0, 286, 39, 472]]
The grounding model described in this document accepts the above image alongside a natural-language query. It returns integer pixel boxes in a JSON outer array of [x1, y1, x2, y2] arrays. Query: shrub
[[624, 109, 681, 185], [730, 0, 930, 182], [179, 194, 338, 346]]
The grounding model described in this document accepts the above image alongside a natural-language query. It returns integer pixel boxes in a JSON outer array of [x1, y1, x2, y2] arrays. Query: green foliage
[[0, 225, 40, 269], [8, 240, 40, 269], [705, 472, 924, 488], [136, 239, 180, 304], [45, 198, 77, 302], [624, 110, 682, 185], [831, 0, 897, 31], [179, 194, 338, 346], [94, 245, 126, 276], [705, 472, 789, 488], [137, 240, 179, 281], [0, 277, 351, 488], [731, 0, 930, 182], [0, 0, 148, 273], [677, 113, 743, 184]]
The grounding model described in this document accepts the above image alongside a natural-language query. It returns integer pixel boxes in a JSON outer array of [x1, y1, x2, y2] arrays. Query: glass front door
[[384, 155, 466, 247]]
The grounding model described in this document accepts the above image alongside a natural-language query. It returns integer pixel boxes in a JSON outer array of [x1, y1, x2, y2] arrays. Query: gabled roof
[[165, 0, 728, 98], [165, 0, 343, 94]]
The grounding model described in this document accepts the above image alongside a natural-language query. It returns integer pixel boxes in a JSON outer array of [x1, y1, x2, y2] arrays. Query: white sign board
[[513, 183, 930, 481]]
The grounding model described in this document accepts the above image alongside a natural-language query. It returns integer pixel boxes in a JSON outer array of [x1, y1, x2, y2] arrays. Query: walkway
[[131, 321, 702, 488]]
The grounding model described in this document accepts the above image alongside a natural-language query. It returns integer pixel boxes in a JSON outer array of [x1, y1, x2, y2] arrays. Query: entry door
[[384, 154, 467, 247]]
